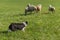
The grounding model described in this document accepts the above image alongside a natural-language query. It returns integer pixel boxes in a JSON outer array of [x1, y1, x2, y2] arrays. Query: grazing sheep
[[25, 4, 37, 15], [8, 21, 28, 32], [25, 4, 42, 15], [48, 5, 55, 13]]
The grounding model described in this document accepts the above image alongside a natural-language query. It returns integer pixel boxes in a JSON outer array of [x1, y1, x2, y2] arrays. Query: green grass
[[0, 0, 60, 40]]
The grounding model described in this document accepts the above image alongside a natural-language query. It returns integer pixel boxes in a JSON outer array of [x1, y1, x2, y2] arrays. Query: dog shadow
[[13, 13, 25, 16], [25, 12, 36, 16], [19, 13, 26, 16], [0, 31, 8, 34], [15, 13, 32, 16]]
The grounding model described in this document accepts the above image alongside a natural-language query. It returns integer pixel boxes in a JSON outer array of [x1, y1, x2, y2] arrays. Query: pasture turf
[[0, 0, 60, 40]]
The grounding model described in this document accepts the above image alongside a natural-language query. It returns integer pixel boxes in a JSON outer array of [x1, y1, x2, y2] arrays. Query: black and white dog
[[8, 21, 28, 32]]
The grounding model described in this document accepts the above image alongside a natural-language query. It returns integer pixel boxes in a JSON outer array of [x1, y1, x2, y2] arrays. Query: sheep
[[48, 5, 55, 13], [25, 4, 42, 15], [25, 4, 37, 15], [36, 4, 42, 12], [8, 21, 28, 32]]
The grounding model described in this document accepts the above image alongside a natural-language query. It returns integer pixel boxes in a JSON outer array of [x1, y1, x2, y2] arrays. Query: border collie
[[8, 21, 28, 32]]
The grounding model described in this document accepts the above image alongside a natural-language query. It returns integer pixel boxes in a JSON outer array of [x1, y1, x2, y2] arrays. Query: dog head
[[25, 21, 28, 24], [23, 21, 28, 26]]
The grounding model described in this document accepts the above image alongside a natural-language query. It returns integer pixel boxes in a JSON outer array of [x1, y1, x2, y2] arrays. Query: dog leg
[[22, 27, 25, 32]]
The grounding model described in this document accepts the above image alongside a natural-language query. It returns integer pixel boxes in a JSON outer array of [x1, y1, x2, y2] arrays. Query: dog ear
[[25, 21, 28, 24]]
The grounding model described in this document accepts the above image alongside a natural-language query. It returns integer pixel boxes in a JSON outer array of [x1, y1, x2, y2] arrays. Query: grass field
[[0, 0, 60, 40]]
